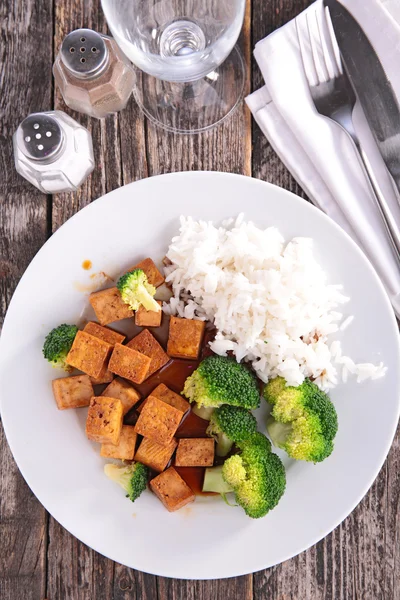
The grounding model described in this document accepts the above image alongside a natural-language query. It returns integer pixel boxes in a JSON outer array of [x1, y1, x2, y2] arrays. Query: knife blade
[[324, 0, 400, 192]]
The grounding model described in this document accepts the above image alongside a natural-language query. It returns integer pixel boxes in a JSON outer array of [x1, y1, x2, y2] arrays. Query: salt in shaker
[[53, 28, 135, 118], [13, 110, 94, 194]]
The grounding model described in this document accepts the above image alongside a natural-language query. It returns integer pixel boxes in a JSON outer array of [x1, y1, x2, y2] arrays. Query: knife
[[324, 0, 400, 193]]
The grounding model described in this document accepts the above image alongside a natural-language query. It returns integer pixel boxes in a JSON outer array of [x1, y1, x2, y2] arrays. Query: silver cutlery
[[296, 6, 400, 263]]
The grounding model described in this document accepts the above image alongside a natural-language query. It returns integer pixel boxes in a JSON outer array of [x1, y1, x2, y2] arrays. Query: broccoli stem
[[202, 465, 234, 494], [215, 432, 234, 457], [191, 404, 215, 421], [136, 288, 160, 312], [266, 416, 292, 448]]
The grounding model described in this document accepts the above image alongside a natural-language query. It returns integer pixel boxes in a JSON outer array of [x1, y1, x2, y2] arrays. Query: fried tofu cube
[[126, 329, 169, 378], [84, 321, 126, 345], [102, 377, 141, 415], [150, 467, 195, 512], [167, 317, 205, 359], [130, 258, 165, 288], [175, 438, 215, 467], [100, 425, 137, 460], [89, 287, 133, 326], [66, 331, 112, 379], [134, 395, 183, 445], [86, 396, 123, 444], [134, 437, 177, 472], [108, 343, 151, 384], [151, 383, 190, 413], [90, 364, 114, 385], [135, 301, 163, 327], [52, 374, 94, 410]]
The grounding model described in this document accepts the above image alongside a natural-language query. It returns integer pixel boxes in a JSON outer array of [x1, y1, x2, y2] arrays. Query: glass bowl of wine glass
[[101, 0, 246, 134]]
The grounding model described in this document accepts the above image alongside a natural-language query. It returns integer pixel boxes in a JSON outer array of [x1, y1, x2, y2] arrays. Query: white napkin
[[246, 0, 400, 317]]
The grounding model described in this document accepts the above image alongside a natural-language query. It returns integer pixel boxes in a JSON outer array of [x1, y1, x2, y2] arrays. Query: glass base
[[132, 46, 246, 135]]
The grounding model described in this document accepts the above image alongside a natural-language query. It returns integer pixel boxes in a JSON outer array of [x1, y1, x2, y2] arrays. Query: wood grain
[[250, 4, 400, 600], [0, 0, 52, 598], [1, 0, 400, 598]]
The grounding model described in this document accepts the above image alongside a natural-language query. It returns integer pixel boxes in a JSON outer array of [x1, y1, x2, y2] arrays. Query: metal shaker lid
[[16, 113, 64, 161], [60, 29, 108, 78]]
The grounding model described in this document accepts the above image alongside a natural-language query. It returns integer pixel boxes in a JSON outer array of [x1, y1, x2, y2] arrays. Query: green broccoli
[[104, 462, 148, 502], [182, 355, 260, 410], [191, 405, 215, 421], [221, 432, 286, 518], [42, 323, 78, 370], [206, 404, 258, 456], [202, 465, 234, 494], [264, 377, 338, 463], [117, 269, 160, 312]]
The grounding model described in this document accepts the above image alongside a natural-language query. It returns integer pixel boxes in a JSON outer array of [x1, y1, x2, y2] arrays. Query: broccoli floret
[[206, 405, 258, 456], [104, 462, 148, 502], [117, 269, 160, 312], [42, 324, 78, 370], [264, 377, 338, 463], [182, 355, 260, 410], [222, 432, 286, 519]]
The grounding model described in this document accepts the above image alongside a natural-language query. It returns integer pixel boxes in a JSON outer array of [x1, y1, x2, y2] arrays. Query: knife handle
[[353, 139, 400, 263]]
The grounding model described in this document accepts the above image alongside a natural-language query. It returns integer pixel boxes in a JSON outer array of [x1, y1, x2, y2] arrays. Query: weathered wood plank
[[141, 0, 253, 595], [51, 3, 124, 231], [46, 3, 128, 599], [251, 2, 400, 600], [157, 576, 253, 600], [0, 0, 53, 598], [143, 2, 252, 178]]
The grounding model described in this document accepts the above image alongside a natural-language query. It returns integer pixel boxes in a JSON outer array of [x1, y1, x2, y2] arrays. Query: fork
[[296, 5, 400, 262]]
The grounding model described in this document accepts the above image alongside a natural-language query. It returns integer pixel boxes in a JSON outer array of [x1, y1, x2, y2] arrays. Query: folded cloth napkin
[[246, 0, 400, 317]]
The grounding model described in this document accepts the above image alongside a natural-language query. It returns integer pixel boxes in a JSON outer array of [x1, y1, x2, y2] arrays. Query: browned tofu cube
[[84, 321, 126, 345], [167, 317, 205, 359], [90, 364, 114, 385], [108, 343, 151, 384], [134, 437, 177, 472], [151, 383, 190, 413], [150, 467, 195, 512], [130, 258, 165, 288], [89, 287, 133, 326], [66, 331, 112, 379], [134, 395, 183, 445], [102, 377, 141, 415], [126, 329, 169, 378], [135, 301, 163, 327], [86, 396, 123, 444], [100, 425, 137, 460], [175, 438, 215, 467], [52, 374, 93, 410]]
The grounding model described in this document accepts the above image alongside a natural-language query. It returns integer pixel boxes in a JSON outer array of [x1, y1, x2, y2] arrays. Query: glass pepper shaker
[[13, 110, 94, 194], [53, 28, 135, 118]]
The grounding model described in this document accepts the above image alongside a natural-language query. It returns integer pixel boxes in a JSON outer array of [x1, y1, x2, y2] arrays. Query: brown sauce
[[128, 325, 221, 495], [175, 467, 217, 496], [176, 411, 209, 438], [134, 358, 199, 397]]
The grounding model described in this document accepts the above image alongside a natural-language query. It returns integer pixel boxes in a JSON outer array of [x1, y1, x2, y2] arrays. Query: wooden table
[[1, 0, 399, 598]]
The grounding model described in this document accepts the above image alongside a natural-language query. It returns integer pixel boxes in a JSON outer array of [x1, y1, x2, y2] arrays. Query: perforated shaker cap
[[60, 29, 108, 78], [16, 113, 64, 161]]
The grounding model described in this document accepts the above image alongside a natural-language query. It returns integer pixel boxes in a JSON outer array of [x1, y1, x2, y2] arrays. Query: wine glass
[[101, 0, 246, 134]]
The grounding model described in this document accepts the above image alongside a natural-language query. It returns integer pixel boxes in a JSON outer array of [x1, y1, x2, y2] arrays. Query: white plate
[[1, 172, 399, 579]]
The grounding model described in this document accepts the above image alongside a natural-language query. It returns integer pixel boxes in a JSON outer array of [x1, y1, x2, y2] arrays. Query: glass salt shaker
[[13, 111, 94, 194], [53, 28, 135, 118]]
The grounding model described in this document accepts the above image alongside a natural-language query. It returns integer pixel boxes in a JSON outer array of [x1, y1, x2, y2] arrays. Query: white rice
[[163, 215, 386, 391]]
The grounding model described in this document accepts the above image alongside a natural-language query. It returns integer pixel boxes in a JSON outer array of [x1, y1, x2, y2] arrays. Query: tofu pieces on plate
[[48, 255, 216, 514]]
